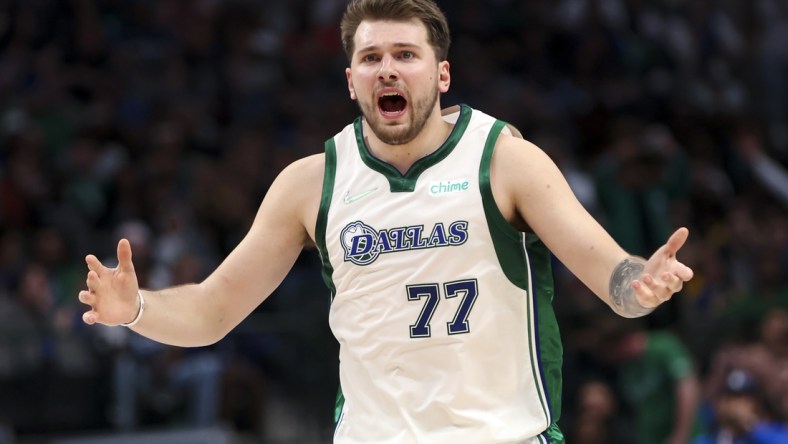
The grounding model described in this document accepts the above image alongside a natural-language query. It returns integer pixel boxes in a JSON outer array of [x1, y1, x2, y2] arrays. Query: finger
[[676, 263, 694, 281], [82, 310, 99, 325], [117, 238, 134, 273], [641, 274, 667, 301], [661, 272, 684, 293], [85, 254, 103, 273], [641, 273, 659, 291], [663, 227, 689, 257], [86, 270, 101, 293], [78, 290, 96, 305], [632, 279, 660, 306], [631, 279, 647, 295], [633, 277, 674, 305]]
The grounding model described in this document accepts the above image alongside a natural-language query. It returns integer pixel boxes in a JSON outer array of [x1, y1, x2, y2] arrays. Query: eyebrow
[[356, 42, 421, 54]]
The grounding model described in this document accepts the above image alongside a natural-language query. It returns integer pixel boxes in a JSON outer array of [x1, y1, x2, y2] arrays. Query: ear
[[438, 61, 451, 93], [346, 67, 357, 100]]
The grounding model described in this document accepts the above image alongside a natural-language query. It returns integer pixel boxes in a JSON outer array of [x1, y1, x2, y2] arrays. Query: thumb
[[117, 238, 135, 272], [663, 227, 689, 257]]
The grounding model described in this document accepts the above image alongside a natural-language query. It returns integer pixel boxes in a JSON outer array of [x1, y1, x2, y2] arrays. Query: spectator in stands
[[599, 316, 700, 444], [694, 369, 788, 444]]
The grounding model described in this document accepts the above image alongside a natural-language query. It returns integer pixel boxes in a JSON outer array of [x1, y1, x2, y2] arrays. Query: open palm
[[633, 228, 694, 308], [79, 239, 140, 326]]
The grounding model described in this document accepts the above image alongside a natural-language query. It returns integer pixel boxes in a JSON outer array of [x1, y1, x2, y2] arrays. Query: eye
[[400, 51, 414, 60], [361, 54, 380, 63]]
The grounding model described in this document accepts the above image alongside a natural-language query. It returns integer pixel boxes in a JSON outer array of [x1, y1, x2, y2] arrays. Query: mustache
[[374, 84, 407, 94]]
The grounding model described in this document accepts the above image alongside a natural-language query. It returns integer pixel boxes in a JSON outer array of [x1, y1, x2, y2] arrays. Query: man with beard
[[78, 1, 694, 442]]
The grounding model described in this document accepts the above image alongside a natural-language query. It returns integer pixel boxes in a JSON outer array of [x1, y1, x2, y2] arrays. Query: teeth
[[382, 92, 401, 97]]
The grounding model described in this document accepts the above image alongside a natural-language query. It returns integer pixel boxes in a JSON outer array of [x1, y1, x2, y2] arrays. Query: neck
[[363, 107, 452, 175]]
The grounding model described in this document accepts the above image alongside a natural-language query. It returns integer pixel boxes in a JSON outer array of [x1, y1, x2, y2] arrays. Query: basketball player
[[78, 1, 694, 442]]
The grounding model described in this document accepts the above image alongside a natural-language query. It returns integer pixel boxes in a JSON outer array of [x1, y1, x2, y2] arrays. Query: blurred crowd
[[0, 0, 785, 442]]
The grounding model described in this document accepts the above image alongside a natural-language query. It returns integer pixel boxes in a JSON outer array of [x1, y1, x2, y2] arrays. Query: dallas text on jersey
[[341, 220, 469, 265]]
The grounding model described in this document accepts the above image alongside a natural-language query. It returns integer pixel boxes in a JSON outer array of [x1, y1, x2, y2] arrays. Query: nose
[[377, 54, 398, 81]]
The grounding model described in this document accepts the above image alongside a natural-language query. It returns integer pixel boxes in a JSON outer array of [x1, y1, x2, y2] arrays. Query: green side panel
[[542, 422, 565, 444], [522, 251, 552, 433], [527, 234, 564, 433], [316, 138, 337, 297], [334, 388, 345, 424], [354, 104, 473, 192], [478, 122, 564, 436], [319, 138, 344, 427]]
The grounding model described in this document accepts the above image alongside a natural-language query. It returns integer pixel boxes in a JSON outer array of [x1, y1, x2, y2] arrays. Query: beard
[[358, 81, 440, 146]]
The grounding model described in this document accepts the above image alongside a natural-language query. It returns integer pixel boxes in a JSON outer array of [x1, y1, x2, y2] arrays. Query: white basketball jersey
[[315, 105, 564, 444]]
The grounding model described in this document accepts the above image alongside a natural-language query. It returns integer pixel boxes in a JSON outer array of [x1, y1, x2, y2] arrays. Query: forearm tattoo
[[609, 257, 654, 318]]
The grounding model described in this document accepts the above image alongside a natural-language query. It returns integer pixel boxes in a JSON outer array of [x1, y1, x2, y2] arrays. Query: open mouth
[[378, 92, 408, 117]]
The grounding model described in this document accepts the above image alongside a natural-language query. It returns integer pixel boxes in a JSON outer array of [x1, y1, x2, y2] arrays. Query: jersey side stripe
[[317, 138, 338, 299], [527, 234, 564, 443], [479, 120, 564, 441], [317, 137, 345, 428], [522, 233, 551, 429]]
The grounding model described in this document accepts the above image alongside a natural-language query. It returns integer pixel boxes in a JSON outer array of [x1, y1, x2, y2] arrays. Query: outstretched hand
[[633, 227, 694, 308], [78, 239, 140, 326]]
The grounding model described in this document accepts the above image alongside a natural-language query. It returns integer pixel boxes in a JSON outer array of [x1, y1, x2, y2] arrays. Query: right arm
[[490, 135, 693, 317], [79, 154, 325, 347]]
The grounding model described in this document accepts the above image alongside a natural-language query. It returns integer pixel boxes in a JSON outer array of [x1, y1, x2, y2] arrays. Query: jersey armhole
[[479, 120, 530, 290]]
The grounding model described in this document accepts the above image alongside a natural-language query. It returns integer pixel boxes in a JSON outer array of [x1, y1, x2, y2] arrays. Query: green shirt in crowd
[[618, 331, 694, 444]]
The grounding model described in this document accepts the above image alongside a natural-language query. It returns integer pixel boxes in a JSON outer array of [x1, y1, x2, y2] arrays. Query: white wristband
[[120, 290, 145, 327]]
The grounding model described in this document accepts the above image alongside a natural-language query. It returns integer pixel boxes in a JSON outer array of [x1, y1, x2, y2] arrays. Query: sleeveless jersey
[[315, 105, 564, 444]]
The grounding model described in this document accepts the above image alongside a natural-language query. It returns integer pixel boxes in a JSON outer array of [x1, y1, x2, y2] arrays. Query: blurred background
[[0, 0, 786, 443]]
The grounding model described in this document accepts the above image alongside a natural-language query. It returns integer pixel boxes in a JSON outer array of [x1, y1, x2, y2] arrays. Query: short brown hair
[[340, 0, 451, 62]]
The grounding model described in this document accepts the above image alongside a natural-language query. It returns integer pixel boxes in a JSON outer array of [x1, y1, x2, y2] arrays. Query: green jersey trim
[[478, 120, 530, 289], [334, 389, 345, 425], [353, 104, 473, 192], [526, 234, 564, 443], [478, 122, 564, 440], [541, 422, 565, 444], [319, 138, 345, 430], [317, 139, 337, 298]]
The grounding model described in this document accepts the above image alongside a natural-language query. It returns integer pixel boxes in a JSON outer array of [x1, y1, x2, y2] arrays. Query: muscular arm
[[81, 154, 324, 346], [490, 136, 692, 316]]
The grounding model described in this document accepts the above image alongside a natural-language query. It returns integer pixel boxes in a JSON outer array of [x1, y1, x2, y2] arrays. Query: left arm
[[490, 136, 694, 317]]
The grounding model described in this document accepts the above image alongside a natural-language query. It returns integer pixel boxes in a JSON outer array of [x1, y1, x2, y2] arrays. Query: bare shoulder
[[488, 133, 574, 230], [490, 134, 560, 199], [277, 153, 326, 187], [264, 153, 325, 243], [492, 134, 554, 174]]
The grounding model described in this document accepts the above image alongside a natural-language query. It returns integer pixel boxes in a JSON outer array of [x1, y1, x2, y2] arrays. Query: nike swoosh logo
[[343, 187, 378, 204]]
